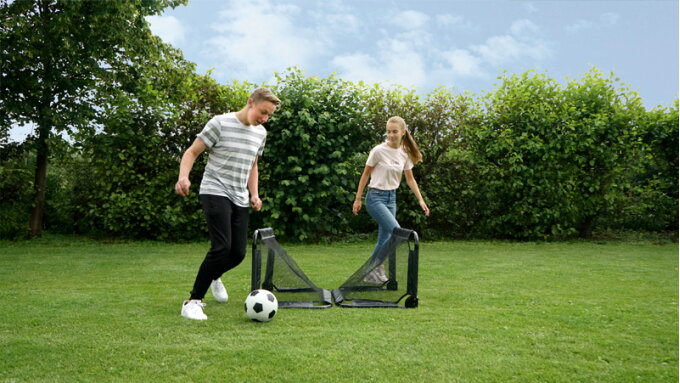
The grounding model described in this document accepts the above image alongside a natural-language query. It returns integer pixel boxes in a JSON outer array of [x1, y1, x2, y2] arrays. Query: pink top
[[366, 142, 413, 190]]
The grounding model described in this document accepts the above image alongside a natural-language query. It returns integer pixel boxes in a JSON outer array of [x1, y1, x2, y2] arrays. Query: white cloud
[[565, 13, 618, 34], [600, 12, 619, 26], [334, 15, 550, 90], [435, 14, 477, 31], [331, 54, 382, 82], [332, 37, 427, 88], [204, 0, 326, 81], [472, 35, 523, 66], [323, 13, 361, 35], [510, 19, 540, 37], [309, 0, 362, 36], [391, 10, 429, 30], [436, 18, 550, 77], [523, 3, 539, 14], [394, 30, 432, 48], [472, 34, 549, 67], [436, 14, 463, 27], [146, 15, 186, 46], [441, 49, 484, 77], [178, 1, 552, 92], [565, 19, 594, 34]]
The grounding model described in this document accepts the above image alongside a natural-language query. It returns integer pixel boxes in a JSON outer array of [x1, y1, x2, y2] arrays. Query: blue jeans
[[365, 188, 400, 265]]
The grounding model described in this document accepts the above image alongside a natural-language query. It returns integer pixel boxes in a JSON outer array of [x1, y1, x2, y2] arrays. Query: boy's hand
[[251, 196, 262, 211], [175, 177, 191, 197]]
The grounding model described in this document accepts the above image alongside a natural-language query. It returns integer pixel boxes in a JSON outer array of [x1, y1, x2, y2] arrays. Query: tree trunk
[[29, 0, 52, 239], [29, 123, 49, 238], [579, 215, 594, 239]]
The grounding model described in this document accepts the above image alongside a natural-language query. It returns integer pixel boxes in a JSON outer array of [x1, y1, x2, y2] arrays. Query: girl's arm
[[352, 165, 373, 215], [404, 169, 430, 216]]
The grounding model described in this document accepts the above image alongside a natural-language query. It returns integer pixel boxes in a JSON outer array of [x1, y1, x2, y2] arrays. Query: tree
[[0, 0, 187, 237]]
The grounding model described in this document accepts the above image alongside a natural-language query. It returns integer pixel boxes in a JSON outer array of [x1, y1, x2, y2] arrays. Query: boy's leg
[[223, 203, 250, 273], [209, 202, 250, 280], [189, 195, 235, 301]]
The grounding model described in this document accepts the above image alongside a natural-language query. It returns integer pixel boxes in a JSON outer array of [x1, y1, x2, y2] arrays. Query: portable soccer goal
[[332, 227, 419, 308], [251, 228, 333, 308]]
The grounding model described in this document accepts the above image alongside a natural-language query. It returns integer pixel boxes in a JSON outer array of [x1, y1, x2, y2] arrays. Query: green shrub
[[0, 142, 33, 239], [4, 67, 677, 241], [258, 69, 373, 241]]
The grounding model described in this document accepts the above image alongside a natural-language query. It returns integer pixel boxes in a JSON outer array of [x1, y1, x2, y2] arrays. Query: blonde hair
[[250, 87, 281, 106], [387, 116, 422, 164]]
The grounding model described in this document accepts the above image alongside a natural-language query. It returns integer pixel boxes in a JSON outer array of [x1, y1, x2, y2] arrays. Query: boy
[[175, 88, 280, 320]]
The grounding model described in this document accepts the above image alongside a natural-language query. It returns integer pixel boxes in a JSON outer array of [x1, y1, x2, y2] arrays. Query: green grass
[[0, 235, 677, 382]]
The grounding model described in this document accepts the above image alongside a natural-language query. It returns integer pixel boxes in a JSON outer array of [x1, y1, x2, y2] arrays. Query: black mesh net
[[251, 228, 332, 308], [332, 228, 419, 308]]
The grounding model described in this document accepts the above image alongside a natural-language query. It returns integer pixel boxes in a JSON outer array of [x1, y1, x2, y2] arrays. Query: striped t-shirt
[[197, 113, 267, 207]]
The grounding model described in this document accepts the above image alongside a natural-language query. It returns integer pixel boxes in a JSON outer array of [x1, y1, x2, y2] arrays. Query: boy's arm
[[248, 157, 262, 211], [175, 138, 207, 197]]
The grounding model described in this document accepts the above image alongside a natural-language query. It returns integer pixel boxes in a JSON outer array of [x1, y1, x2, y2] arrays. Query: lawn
[[0, 235, 677, 382]]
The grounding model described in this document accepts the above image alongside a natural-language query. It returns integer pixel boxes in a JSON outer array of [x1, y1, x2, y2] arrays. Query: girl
[[352, 116, 429, 283]]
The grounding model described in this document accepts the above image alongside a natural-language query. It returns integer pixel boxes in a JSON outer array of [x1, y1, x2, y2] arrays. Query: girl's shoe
[[375, 264, 388, 282]]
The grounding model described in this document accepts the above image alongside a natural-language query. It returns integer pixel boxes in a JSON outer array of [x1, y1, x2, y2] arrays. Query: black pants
[[189, 194, 249, 300]]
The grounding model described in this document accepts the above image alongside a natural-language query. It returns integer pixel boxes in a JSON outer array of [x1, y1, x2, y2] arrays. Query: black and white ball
[[244, 289, 278, 322]]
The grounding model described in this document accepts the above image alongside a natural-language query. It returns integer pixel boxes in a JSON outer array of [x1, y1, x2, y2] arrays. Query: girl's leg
[[365, 189, 400, 266]]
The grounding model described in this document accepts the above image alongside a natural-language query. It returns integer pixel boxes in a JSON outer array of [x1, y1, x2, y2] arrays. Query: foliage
[[462, 69, 648, 239], [2, 4, 677, 245], [0, 0, 188, 236], [604, 100, 679, 231], [561, 69, 647, 237], [260, 68, 373, 241], [0, 141, 33, 239], [360, 84, 481, 238], [71, 69, 251, 240]]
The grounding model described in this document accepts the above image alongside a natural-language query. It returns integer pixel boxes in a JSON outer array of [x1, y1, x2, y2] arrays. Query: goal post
[[332, 228, 419, 308], [251, 228, 333, 308]]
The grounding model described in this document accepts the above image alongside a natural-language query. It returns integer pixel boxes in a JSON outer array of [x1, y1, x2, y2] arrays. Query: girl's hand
[[352, 200, 362, 215], [420, 200, 430, 217]]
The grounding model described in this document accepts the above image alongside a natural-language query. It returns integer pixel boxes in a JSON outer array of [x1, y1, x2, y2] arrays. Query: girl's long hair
[[388, 116, 422, 164]]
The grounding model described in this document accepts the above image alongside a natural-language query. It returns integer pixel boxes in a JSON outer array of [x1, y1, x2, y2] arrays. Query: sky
[[7, 0, 680, 141]]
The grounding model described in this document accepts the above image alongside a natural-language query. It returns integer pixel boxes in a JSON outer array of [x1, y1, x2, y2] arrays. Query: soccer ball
[[244, 289, 278, 322]]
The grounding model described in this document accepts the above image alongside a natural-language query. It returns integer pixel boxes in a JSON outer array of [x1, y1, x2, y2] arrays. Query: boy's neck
[[235, 108, 250, 126]]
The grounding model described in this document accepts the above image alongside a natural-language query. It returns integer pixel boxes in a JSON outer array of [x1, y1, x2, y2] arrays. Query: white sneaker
[[363, 269, 382, 284], [375, 264, 388, 282], [181, 300, 207, 320], [210, 278, 229, 303]]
